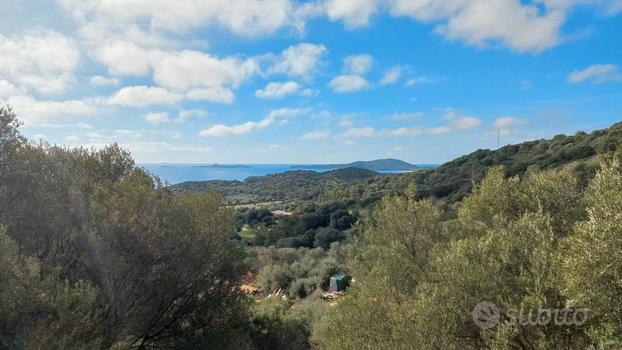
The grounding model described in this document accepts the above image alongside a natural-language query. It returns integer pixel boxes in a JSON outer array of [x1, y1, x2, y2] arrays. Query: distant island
[[290, 158, 434, 171], [191, 164, 251, 168]]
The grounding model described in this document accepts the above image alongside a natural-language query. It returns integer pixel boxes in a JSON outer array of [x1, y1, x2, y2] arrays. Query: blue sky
[[1, 0, 621, 164]]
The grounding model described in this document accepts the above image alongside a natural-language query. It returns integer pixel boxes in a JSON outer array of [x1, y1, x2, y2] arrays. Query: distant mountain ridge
[[291, 158, 429, 171]]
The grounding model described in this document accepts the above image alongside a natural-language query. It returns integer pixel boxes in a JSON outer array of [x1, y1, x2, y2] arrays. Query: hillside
[[174, 121, 622, 206], [291, 158, 425, 171], [411, 121, 622, 202], [173, 167, 380, 205]]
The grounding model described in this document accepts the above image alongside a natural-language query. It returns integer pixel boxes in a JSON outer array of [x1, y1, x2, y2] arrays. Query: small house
[[329, 273, 351, 292]]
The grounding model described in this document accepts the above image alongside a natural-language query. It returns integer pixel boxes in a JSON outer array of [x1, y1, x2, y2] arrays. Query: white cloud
[[329, 75, 370, 92], [388, 0, 566, 53], [451, 116, 481, 129], [361, 110, 482, 137], [405, 75, 433, 86], [95, 40, 151, 76], [380, 66, 402, 85], [108, 86, 183, 107], [200, 123, 258, 137], [493, 116, 528, 128], [342, 127, 376, 137], [90, 75, 120, 86], [3, 94, 96, 126], [268, 43, 327, 79], [343, 54, 374, 75], [568, 64, 622, 83], [59, 0, 294, 37], [391, 126, 423, 136], [0, 30, 80, 94], [0, 80, 26, 99], [255, 81, 302, 99], [93, 41, 259, 101], [324, 0, 378, 28], [60, 0, 622, 58], [199, 108, 306, 137], [301, 130, 331, 140], [144, 112, 170, 125], [186, 87, 234, 104], [267, 107, 308, 118], [151, 50, 259, 90]]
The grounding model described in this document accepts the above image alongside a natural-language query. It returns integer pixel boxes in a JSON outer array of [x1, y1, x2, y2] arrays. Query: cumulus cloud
[[568, 64, 622, 83], [451, 116, 481, 129], [186, 87, 235, 104], [93, 41, 259, 102], [390, 126, 424, 136], [144, 112, 170, 125], [0, 80, 26, 99], [108, 86, 183, 107], [255, 81, 302, 99], [324, 0, 378, 28], [329, 75, 370, 92], [3, 94, 96, 126], [0, 30, 80, 94], [343, 54, 374, 75], [59, 0, 294, 37], [388, 0, 566, 53], [89, 75, 120, 86], [59, 0, 622, 57], [268, 43, 327, 79], [95, 40, 151, 76], [150, 50, 259, 90], [199, 108, 306, 137], [301, 130, 331, 140], [380, 66, 402, 85]]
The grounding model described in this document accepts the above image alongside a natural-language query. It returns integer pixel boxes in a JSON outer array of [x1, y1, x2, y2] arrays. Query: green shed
[[329, 273, 351, 292]]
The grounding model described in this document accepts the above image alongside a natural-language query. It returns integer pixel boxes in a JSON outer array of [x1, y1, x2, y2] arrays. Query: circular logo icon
[[472, 301, 500, 329]]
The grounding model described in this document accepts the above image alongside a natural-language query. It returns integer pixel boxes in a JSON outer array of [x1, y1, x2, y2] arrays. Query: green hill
[[172, 167, 379, 205], [412, 121, 622, 202], [291, 158, 426, 171], [174, 121, 622, 206]]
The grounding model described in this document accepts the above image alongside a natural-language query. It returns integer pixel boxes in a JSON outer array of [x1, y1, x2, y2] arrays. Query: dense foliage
[[318, 159, 622, 349], [0, 108, 249, 349], [4, 105, 622, 349], [172, 167, 386, 205], [241, 201, 359, 248]]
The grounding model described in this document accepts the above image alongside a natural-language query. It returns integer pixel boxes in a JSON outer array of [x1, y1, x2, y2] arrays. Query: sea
[[139, 164, 411, 185]]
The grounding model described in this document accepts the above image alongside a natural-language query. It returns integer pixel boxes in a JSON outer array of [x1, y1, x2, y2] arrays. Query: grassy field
[[238, 226, 256, 242]]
